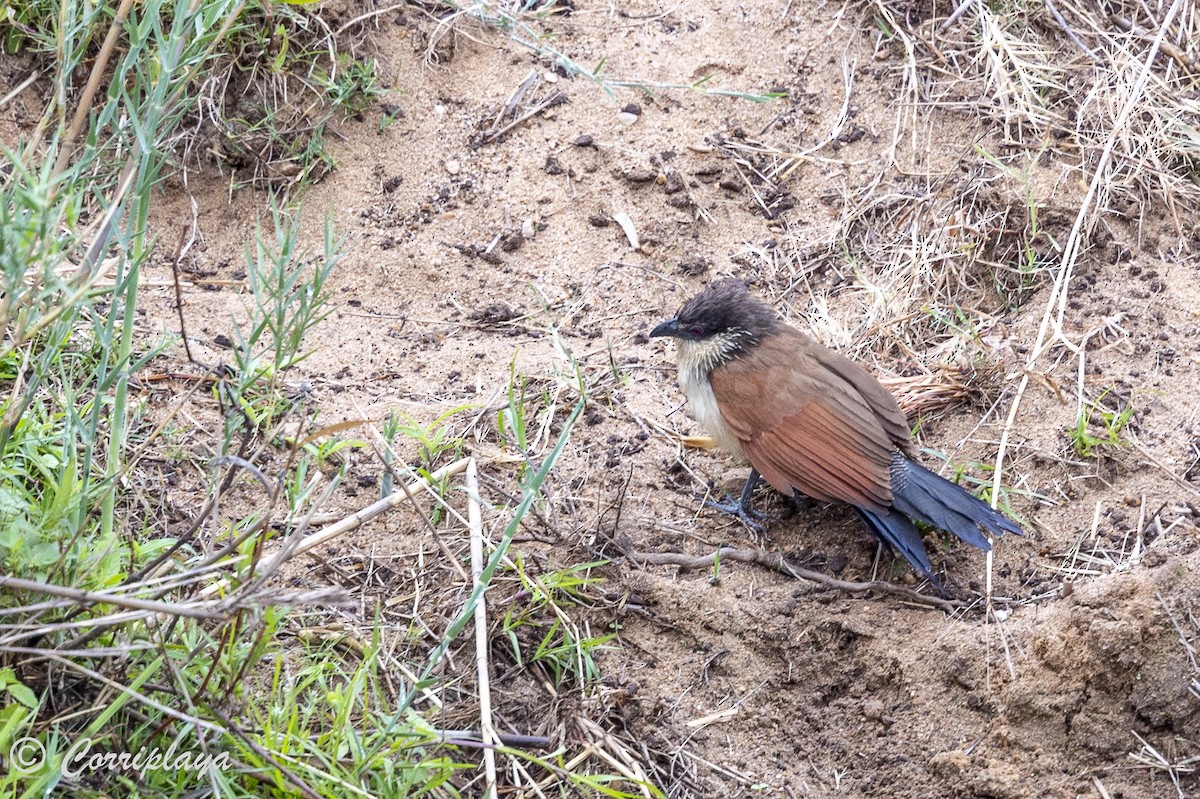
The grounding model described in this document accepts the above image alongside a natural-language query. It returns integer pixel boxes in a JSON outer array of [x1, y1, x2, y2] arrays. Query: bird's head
[[650, 279, 780, 356], [650, 280, 782, 377]]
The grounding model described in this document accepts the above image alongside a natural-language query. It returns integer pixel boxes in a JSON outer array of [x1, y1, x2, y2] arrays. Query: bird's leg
[[704, 469, 767, 532]]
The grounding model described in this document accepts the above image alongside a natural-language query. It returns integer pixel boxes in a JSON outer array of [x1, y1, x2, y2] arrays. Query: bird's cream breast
[[676, 340, 745, 460]]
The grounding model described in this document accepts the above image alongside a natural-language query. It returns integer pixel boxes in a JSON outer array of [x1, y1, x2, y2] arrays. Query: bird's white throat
[[676, 337, 745, 459]]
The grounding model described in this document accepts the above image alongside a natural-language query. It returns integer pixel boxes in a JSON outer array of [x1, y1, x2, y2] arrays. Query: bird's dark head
[[650, 279, 780, 356]]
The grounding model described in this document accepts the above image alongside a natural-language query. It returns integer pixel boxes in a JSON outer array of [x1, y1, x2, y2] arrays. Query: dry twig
[[630, 547, 966, 612], [466, 459, 499, 799]]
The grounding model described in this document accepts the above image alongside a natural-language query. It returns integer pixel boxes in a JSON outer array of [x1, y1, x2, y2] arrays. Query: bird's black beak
[[650, 318, 680, 338]]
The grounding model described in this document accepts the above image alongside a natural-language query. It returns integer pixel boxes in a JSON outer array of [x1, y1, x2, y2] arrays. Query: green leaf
[[5, 680, 39, 710]]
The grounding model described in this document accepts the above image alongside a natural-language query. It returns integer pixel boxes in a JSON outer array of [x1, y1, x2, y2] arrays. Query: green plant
[[378, 406, 472, 524], [498, 356, 531, 456], [194, 0, 386, 189], [0, 0, 640, 793], [317, 55, 382, 114], [0, 668, 40, 713], [0, 3, 363, 784], [359, 395, 588, 768], [1069, 391, 1136, 458], [0, 0, 248, 583], [225, 626, 468, 798], [222, 201, 340, 448], [502, 558, 614, 687], [976, 144, 1059, 304], [221, 115, 338, 189], [389, 405, 473, 475]]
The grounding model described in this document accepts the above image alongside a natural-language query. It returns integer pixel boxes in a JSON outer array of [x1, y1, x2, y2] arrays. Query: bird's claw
[[703, 495, 768, 533]]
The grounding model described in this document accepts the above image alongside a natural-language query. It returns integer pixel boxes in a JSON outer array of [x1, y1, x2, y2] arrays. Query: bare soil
[[6, 1, 1200, 796]]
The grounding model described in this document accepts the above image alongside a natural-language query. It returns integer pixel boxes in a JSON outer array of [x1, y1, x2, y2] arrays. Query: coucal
[[650, 279, 1022, 584]]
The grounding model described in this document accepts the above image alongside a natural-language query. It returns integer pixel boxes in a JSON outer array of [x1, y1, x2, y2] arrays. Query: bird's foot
[[703, 494, 768, 534]]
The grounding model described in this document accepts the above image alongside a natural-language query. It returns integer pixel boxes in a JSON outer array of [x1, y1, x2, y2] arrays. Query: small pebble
[[575, 134, 595, 147], [862, 699, 885, 722], [617, 103, 641, 127], [522, 218, 537, 239], [434, 104, 447, 116], [445, 159, 460, 175], [544, 71, 558, 83]]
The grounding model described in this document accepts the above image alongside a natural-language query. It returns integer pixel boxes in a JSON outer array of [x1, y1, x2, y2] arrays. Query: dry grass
[[716, 0, 1200, 373], [873, 0, 1200, 226]]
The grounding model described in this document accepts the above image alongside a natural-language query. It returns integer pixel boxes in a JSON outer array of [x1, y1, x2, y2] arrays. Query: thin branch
[[0, 575, 222, 619], [630, 548, 965, 612]]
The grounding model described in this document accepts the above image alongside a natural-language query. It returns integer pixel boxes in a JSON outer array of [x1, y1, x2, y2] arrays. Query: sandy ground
[[5, 0, 1200, 796]]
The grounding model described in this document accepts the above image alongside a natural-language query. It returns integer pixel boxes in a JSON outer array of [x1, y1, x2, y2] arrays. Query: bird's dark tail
[[889, 455, 1023, 548], [855, 507, 936, 582], [856, 455, 1023, 584]]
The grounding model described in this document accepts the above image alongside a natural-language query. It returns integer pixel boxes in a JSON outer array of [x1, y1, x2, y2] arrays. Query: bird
[[649, 278, 1022, 585]]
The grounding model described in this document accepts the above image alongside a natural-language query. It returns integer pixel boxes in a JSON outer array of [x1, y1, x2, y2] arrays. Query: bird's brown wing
[[810, 345, 915, 457], [708, 330, 907, 512]]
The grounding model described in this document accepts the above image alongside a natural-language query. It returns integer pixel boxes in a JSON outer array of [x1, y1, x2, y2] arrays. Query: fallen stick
[[467, 458, 499, 799], [631, 547, 966, 612]]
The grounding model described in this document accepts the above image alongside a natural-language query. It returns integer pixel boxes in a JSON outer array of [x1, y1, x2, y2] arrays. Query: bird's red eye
[[689, 325, 704, 337]]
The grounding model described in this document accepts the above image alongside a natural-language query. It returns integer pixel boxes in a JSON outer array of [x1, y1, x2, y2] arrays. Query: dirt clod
[[470, 302, 521, 326]]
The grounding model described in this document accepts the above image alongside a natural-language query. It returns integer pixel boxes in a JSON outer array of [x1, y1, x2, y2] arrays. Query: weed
[[1069, 391, 1136, 459], [382, 405, 472, 522], [975, 144, 1059, 304], [223, 201, 340, 448], [192, 0, 385, 190], [0, 2, 372, 788], [0, 0, 634, 794], [317, 55, 383, 115], [709, 548, 722, 585], [225, 625, 468, 798], [384, 394, 588, 758], [499, 356, 531, 455], [502, 557, 614, 687]]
